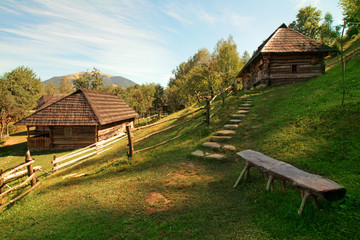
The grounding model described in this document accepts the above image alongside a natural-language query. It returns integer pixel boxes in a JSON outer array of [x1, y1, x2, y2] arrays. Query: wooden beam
[[126, 125, 134, 158], [233, 163, 250, 188], [298, 191, 310, 216]]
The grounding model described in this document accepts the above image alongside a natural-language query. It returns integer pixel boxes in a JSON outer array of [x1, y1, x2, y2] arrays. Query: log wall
[[269, 54, 325, 85], [241, 53, 326, 89], [51, 126, 96, 148], [98, 119, 134, 141]]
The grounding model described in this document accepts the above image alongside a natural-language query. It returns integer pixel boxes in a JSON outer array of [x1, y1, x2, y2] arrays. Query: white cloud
[[0, 0, 172, 84]]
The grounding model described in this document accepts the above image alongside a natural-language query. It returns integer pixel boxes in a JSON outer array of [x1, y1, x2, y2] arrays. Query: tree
[[339, 0, 360, 26], [73, 67, 104, 90], [319, 12, 339, 45], [213, 35, 242, 86], [44, 81, 57, 95], [0, 66, 43, 136], [153, 84, 165, 111], [338, 0, 360, 105], [242, 51, 251, 64], [289, 5, 322, 39], [58, 76, 74, 94]]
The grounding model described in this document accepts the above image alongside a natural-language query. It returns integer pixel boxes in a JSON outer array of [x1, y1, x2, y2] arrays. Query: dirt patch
[[2, 136, 27, 146], [145, 192, 169, 206], [145, 192, 170, 213]]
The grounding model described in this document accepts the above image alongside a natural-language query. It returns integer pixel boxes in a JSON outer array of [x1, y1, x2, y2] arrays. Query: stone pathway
[[191, 96, 254, 159]]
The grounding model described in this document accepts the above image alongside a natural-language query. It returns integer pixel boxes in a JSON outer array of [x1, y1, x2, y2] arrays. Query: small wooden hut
[[16, 89, 138, 149], [237, 23, 336, 89]]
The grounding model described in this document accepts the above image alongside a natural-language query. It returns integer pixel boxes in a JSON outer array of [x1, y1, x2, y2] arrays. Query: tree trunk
[[341, 23, 346, 106]]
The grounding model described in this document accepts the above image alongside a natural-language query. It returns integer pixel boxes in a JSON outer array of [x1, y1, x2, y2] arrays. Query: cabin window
[[292, 65, 297, 73], [64, 127, 72, 137]]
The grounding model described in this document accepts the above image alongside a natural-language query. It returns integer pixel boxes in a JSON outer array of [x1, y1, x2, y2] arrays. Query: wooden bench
[[233, 150, 346, 215]]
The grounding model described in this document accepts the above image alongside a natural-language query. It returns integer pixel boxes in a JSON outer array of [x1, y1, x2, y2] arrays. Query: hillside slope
[[0, 50, 359, 239]]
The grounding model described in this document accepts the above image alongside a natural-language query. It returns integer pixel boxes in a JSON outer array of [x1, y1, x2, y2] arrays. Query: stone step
[[210, 135, 232, 141], [203, 142, 221, 149], [232, 114, 246, 118], [205, 153, 226, 160], [236, 110, 249, 114], [223, 124, 238, 129], [215, 130, 236, 135], [191, 150, 226, 159], [229, 119, 242, 123], [202, 142, 236, 151], [241, 103, 252, 107], [191, 149, 206, 157]]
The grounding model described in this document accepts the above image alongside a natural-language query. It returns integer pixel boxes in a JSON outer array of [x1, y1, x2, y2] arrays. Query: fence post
[[126, 125, 134, 158], [0, 169, 4, 195], [53, 156, 58, 173], [222, 87, 225, 105], [233, 79, 237, 96], [25, 150, 36, 186], [205, 98, 210, 125]]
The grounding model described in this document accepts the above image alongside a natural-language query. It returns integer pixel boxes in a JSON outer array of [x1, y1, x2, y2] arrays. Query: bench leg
[[280, 180, 286, 192], [298, 191, 310, 216], [266, 175, 274, 192], [312, 196, 319, 209], [233, 163, 250, 188]]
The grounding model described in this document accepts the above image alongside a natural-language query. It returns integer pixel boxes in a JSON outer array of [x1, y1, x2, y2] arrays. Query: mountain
[[43, 72, 137, 88]]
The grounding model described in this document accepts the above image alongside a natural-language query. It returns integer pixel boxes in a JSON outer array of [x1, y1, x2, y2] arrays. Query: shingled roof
[[34, 94, 68, 111], [238, 23, 336, 77], [16, 89, 138, 126]]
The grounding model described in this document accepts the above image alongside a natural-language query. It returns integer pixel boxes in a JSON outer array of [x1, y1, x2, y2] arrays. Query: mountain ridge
[[43, 72, 137, 88]]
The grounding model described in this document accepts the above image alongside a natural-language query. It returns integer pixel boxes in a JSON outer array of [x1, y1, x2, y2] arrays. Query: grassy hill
[[43, 72, 137, 88], [1, 44, 360, 239]]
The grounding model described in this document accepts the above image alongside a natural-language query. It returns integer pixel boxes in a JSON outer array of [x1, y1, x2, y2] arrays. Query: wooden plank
[[3, 166, 41, 183], [237, 150, 346, 200], [0, 181, 40, 212], [2, 161, 35, 178], [0, 173, 36, 198]]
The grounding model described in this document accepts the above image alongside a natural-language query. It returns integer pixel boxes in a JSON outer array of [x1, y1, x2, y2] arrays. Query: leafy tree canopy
[[289, 5, 322, 39], [73, 67, 104, 91]]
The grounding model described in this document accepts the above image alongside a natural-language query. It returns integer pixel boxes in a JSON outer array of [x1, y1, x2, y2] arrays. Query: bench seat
[[234, 150, 346, 215]]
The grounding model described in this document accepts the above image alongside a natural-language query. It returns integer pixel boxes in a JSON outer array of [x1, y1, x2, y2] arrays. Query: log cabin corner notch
[[15, 89, 138, 150], [237, 23, 337, 89]]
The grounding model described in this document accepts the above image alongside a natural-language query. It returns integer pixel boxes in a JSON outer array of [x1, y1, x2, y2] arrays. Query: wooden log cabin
[[16, 89, 138, 150], [237, 23, 336, 89]]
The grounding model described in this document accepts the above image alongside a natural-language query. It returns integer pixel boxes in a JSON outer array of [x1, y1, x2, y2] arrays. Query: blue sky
[[0, 0, 343, 86]]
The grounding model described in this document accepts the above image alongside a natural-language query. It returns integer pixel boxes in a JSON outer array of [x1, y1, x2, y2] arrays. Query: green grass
[[1, 49, 360, 239]]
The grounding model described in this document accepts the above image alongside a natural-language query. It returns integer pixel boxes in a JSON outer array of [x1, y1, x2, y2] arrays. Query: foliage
[[152, 84, 165, 111], [44, 81, 57, 95], [319, 12, 340, 45], [73, 67, 104, 91], [58, 76, 74, 94], [289, 5, 322, 39], [114, 83, 157, 117], [0, 66, 43, 137], [213, 35, 243, 86], [242, 50, 251, 64], [339, 0, 360, 26]]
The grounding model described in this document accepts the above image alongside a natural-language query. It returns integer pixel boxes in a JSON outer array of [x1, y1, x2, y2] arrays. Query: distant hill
[[43, 72, 137, 88]]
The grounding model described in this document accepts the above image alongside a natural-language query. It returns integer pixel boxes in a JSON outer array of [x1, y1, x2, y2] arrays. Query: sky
[[0, 0, 343, 86]]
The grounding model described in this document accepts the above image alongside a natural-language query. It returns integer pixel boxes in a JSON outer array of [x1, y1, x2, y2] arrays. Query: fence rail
[[52, 133, 127, 172], [0, 151, 41, 212]]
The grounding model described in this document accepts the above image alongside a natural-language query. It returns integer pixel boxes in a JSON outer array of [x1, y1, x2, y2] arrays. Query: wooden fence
[[52, 133, 127, 172], [0, 150, 41, 211]]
